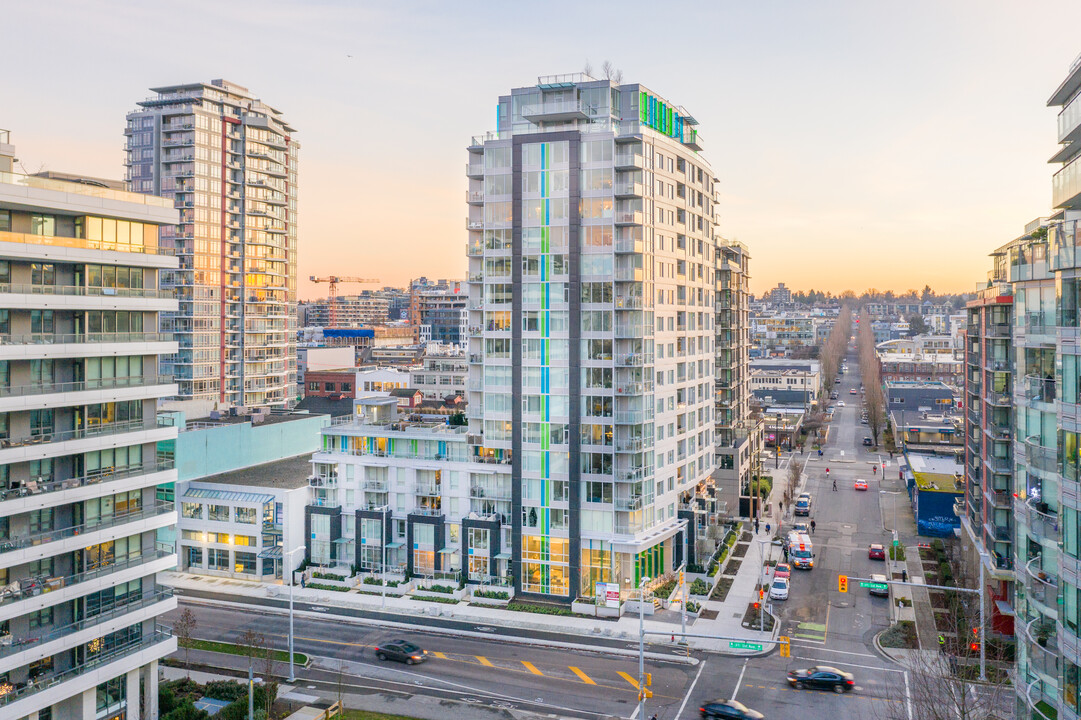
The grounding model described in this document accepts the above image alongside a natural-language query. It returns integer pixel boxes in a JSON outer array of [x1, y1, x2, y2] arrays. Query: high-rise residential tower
[[714, 240, 760, 519], [464, 74, 718, 600], [125, 79, 299, 408], [0, 131, 179, 719]]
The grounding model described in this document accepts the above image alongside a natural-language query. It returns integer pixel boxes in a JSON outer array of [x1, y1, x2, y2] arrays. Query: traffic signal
[[679, 570, 684, 587], [838, 574, 848, 593], [779, 636, 791, 658], [646, 673, 652, 687]]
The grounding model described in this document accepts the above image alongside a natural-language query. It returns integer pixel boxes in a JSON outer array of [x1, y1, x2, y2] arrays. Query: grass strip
[[186, 638, 309, 665]]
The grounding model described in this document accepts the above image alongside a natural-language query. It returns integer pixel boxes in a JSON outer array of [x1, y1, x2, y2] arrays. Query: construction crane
[[309, 275, 380, 327]]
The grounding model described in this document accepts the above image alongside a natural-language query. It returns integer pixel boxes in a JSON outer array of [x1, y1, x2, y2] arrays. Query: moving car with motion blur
[[868, 572, 890, 597], [700, 699, 765, 719], [854, 479, 868, 491], [375, 640, 428, 665], [787, 665, 856, 693]]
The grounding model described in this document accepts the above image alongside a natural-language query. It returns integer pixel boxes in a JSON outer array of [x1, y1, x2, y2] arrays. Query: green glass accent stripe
[[640, 92, 647, 122], [541, 227, 549, 254]]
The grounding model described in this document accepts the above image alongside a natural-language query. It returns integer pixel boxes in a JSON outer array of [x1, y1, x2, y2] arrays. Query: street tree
[[858, 309, 887, 446], [174, 607, 197, 676]]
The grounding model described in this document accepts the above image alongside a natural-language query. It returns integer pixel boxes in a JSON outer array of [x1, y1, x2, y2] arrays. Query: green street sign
[[893, 539, 899, 546], [729, 641, 763, 651], [859, 582, 888, 591]]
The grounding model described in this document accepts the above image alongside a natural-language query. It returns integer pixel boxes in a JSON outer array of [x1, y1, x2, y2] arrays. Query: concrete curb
[[179, 595, 699, 666], [872, 629, 908, 668]]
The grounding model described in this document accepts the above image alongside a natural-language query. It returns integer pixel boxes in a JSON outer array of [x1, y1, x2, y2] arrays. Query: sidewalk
[[163, 563, 778, 655]]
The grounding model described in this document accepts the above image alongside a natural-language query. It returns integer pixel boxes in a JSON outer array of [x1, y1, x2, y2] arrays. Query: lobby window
[[187, 546, 203, 568], [208, 548, 230, 570], [235, 551, 257, 574]]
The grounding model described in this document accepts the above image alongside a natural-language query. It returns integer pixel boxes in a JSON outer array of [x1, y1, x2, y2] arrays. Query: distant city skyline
[[4, 1, 1081, 299]]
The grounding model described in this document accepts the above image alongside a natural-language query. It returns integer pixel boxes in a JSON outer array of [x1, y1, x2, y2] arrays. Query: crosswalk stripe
[[618, 671, 640, 689], [476, 656, 494, 667], [521, 661, 543, 675], [569, 666, 596, 685]]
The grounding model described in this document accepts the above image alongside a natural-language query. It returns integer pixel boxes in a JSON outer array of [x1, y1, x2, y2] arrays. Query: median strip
[[186, 638, 310, 666]]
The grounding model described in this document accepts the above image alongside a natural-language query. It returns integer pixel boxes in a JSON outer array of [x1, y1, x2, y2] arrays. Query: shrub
[[889, 545, 906, 561], [652, 580, 677, 600], [708, 563, 720, 577], [162, 700, 210, 720], [423, 584, 456, 594], [932, 539, 945, 553], [472, 589, 510, 600], [507, 602, 574, 616], [311, 571, 344, 582], [362, 576, 402, 587], [689, 579, 710, 596], [306, 582, 350, 592], [686, 601, 701, 613], [687, 564, 705, 574], [938, 562, 953, 583], [203, 681, 248, 702]]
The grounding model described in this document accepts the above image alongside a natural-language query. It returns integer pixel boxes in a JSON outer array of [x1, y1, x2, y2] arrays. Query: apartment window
[[208, 505, 230, 522], [341, 383, 352, 392], [30, 214, 55, 236], [324, 383, 336, 392], [235, 552, 257, 574], [208, 548, 230, 570], [0, 262, 8, 284], [0, 210, 9, 232], [96, 677, 126, 715], [187, 546, 203, 568], [28, 606, 53, 630], [30, 310, 53, 334], [29, 508, 53, 534], [29, 459, 53, 483], [309, 382, 320, 392], [0, 310, 7, 335], [235, 506, 257, 524], [31, 263, 55, 286], [182, 502, 203, 519]]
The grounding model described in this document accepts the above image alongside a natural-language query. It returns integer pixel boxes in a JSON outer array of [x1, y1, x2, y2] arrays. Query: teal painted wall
[[175, 414, 329, 481]]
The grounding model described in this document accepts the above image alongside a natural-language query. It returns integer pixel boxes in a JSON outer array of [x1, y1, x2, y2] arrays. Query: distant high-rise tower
[[125, 79, 298, 408]]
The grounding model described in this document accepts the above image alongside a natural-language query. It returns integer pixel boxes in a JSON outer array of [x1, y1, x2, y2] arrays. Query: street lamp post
[[758, 538, 770, 632], [381, 505, 389, 610], [637, 576, 650, 720], [283, 545, 304, 683]]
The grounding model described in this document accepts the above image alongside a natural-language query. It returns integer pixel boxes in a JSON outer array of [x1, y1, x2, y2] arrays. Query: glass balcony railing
[[1025, 436, 1059, 475], [0, 589, 172, 659], [0, 460, 174, 503], [0, 627, 172, 708], [1024, 497, 1061, 542], [0, 332, 173, 347], [0, 283, 171, 299], [0, 549, 172, 609], [0, 419, 159, 450], [0, 501, 174, 555], [1024, 375, 1057, 405], [0, 375, 174, 401]]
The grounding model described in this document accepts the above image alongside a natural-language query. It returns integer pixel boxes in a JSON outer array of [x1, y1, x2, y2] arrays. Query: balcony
[[308, 474, 338, 488], [614, 153, 645, 170], [985, 488, 1012, 510], [0, 283, 175, 311], [0, 500, 174, 565], [615, 211, 643, 226], [0, 627, 173, 714], [614, 295, 643, 309], [615, 382, 652, 396], [1025, 436, 1058, 475], [614, 181, 643, 198], [0, 459, 174, 506], [1024, 375, 1057, 406], [986, 322, 1011, 338], [0, 549, 173, 617], [362, 480, 387, 493], [466, 162, 484, 178], [0, 375, 176, 414], [466, 190, 484, 205], [616, 352, 653, 367], [0, 418, 160, 456], [414, 483, 442, 497], [0, 332, 175, 361], [683, 128, 704, 151], [1024, 312, 1054, 337], [615, 437, 645, 453], [410, 507, 443, 517], [615, 466, 651, 483], [521, 100, 588, 122], [614, 495, 643, 511], [469, 485, 511, 501], [1022, 616, 1060, 681], [1025, 556, 1060, 613], [0, 589, 173, 667], [985, 390, 1011, 407], [1024, 497, 1061, 543]]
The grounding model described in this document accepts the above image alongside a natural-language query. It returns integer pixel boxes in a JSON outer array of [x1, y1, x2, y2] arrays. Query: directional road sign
[[859, 581, 888, 591], [729, 641, 763, 651]]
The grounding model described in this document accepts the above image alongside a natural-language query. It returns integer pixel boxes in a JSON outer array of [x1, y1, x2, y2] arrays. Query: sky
[[4, 0, 1080, 299]]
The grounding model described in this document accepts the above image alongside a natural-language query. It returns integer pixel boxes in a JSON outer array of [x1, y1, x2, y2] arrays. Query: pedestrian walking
[[832, 478, 837, 491], [810, 520, 816, 534], [902, 568, 908, 583], [754, 517, 760, 534], [765, 522, 771, 536], [778, 501, 783, 516]]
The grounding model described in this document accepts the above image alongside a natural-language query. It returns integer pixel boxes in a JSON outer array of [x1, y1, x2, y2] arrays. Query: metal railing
[[0, 589, 172, 658], [0, 375, 173, 400], [0, 501, 173, 555], [0, 628, 172, 707], [1025, 436, 1058, 474], [0, 283, 170, 299], [0, 550, 172, 609], [0, 460, 174, 502], [1024, 375, 1057, 404], [0, 332, 172, 347], [0, 419, 156, 450]]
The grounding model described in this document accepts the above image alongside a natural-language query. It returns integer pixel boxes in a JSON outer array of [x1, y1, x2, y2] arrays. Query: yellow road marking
[[476, 656, 494, 667], [432, 652, 447, 660], [618, 671, 639, 689], [569, 666, 596, 685], [522, 661, 543, 676]]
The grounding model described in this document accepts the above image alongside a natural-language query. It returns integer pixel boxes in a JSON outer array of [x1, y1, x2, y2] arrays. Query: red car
[[868, 544, 886, 560], [854, 479, 868, 491], [774, 562, 792, 579]]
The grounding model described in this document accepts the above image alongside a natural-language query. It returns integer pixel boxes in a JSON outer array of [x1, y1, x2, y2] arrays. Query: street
[[166, 350, 917, 719]]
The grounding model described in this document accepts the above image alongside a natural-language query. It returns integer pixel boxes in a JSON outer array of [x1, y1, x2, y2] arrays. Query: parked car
[[700, 699, 765, 719], [375, 640, 428, 665], [868, 543, 886, 560], [787, 665, 856, 693], [854, 479, 868, 491], [774, 562, 792, 579], [868, 572, 890, 597], [863, 436, 873, 445], [769, 576, 790, 600]]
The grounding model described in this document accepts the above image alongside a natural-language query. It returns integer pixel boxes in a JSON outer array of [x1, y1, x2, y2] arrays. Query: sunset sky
[[5, 0, 1081, 298]]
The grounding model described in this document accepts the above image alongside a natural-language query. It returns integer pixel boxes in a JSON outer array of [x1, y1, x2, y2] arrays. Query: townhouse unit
[[0, 132, 179, 720]]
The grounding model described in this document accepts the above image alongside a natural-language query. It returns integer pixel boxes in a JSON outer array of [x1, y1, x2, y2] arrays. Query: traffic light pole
[[837, 573, 985, 681]]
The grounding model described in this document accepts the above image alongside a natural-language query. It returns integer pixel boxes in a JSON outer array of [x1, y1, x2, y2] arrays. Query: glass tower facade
[[125, 79, 298, 408]]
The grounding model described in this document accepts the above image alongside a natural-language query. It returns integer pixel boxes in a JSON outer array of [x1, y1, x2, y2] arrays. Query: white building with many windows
[[0, 131, 179, 720]]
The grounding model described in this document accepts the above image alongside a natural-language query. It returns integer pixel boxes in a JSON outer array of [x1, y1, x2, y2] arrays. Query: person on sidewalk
[[754, 517, 760, 534], [938, 634, 946, 652], [902, 568, 908, 583], [832, 478, 837, 491], [765, 523, 771, 536]]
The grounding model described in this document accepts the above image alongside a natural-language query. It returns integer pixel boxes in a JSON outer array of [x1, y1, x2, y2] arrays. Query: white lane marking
[[792, 655, 905, 673], [797, 646, 877, 658], [904, 670, 913, 720], [731, 658, 749, 701], [675, 660, 706, 720]]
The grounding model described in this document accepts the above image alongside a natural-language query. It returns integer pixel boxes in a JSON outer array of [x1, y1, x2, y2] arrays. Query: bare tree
[[787, 459, 803, 500], [858, 309, 887, 446], [602, 60, 614, 79], [260, 636, 279, 719], [583, 59, 593, 77], [174, 606, 197, 676]]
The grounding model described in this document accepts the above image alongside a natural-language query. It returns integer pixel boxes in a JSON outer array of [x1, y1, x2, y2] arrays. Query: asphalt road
[[167, 348, 917, 719]]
